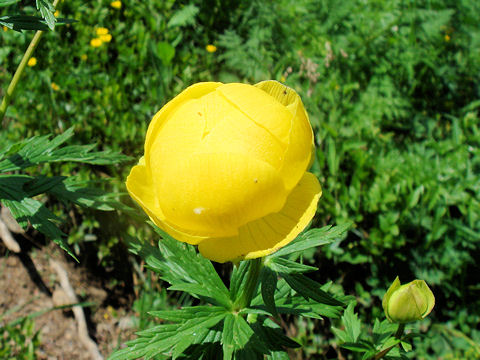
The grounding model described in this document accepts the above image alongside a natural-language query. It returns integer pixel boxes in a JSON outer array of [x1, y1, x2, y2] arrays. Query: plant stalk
[[0, 0, 60, 123], [373, 323, 405, 360], [234, 258, 263, 310]]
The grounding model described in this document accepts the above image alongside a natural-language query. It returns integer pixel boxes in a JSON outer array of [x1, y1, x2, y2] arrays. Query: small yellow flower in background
[[206, 44, 217, 53], [382, 276, 435, 323], [54, 10, 59, 17], [280, 76, 286, 82], [81, 54, 88, 61], [96, 27, 109, 36], [51, 82, 60, 91], [90, 38, 103, 47], [27, 57, 37, 67], [111, 0, 122, 9], [100, 33, 112, 43], [444, 34, 451, 42], [126, 81, 320, 263], [3, 26, 8, 32]]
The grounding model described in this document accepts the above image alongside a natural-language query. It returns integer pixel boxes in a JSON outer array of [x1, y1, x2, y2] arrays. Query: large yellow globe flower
[[126, 80, 321, 263]]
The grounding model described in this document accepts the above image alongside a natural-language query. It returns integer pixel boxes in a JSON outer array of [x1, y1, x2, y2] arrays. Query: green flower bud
[[382, 276, 435, 323]]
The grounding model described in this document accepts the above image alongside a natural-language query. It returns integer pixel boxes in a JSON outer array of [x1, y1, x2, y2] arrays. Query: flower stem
[[234, 258, 263, 310], [373, 323, 405, 360], [0, 0, 60, 123]]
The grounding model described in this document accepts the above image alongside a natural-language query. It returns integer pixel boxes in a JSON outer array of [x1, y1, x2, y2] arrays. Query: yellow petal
[[145, 82, 222, 167], [195, 90, 286, 170], [126, 160, 208, 245], [198, 172, 321, 262], [156, 153, 288, 237], [255, 80, 314, 190], [126, 161, 165, 222], [217, 83, 292, 145]]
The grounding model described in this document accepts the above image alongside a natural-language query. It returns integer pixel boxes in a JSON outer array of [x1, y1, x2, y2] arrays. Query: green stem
[[234, 258, 263, 310], [373, 323, 405, 360], [0, 0, 60, 123]]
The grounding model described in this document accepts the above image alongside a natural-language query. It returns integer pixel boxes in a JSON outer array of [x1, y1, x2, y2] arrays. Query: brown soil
[[0, 242, 137, 359]]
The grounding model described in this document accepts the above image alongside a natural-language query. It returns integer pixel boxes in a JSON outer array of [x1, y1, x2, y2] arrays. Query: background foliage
[[1, 0, 479, 358]]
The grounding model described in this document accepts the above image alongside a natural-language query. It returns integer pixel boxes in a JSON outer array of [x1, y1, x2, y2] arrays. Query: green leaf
[[341, 341, 372, 352], [282, 273, 344, 306], [127, 228, 231, 308], [156, 41, 175, 66], [0, 0, 21, 7], [222, 314, 235, 360], [36, 0, 56, 30], [0, 197, 76, 260], [270, 223, 352, 258], [342, 302, 362, 342], [0, 128, 129, 172], [109, 310, 226, 360], [265, 257, 317, 274], [167, 4, 199, 28], [260, 267, 278, 316], [250, 317, 301, 350]]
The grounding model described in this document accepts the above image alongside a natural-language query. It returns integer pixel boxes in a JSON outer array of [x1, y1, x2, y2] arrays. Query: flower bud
[[382, 277, 435, 323]]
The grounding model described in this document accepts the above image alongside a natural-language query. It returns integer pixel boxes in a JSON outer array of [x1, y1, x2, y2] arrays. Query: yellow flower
[[111, 0, 122, 9], [444, 34, 451, 42], [54, 10, 59, 17], [27, 57, 37, 67], [383, 277, 435, 323], [51, 82, 60, 91], [100, 33, 112, 43], [280, 76, 286, 82], [3, 26, 8, 32], [90, 38, 103, 47], [96, 27, 109, 36], [81, 54, 88, 61], [205, 44, 217, 53], [126, 81, 321, 263]]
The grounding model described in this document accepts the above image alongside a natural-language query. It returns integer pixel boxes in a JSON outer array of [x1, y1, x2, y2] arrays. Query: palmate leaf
[[0, 129, 128, 259], [254, 278, 345, 320], [269, 222, 352, 258], [109, 307, 227, 360], [127, 229, 231, 308], [0, 127, 129, 172]]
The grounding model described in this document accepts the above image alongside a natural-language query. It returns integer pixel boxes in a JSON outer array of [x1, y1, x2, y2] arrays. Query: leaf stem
[[234, 258, 263, 310], [0, 0, 60, 124], [373, 323, 405, 360]]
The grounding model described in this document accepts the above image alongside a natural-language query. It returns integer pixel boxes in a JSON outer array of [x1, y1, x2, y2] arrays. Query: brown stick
[[0, 217, 21, 253], [50, 259, 103, 360]]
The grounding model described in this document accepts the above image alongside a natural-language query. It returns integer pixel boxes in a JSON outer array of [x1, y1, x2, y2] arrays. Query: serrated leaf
[[127, 228, 231, 308], [343, 302, 361, 342], [0, 197, 76, 260], [266, 257, 317, 274], [341, 340, 372, 352], [260, 267, 278, 316], [230, 259, 262, 308], [250, 317, 301, 350], [0, 128, 129, 172], [270, 222, 352, 258], [109, 311, 226, 360], [36, 0, 55, 30], [222, 314, 235, 360], [167, 4, 199, 27], [282, 273, 344, 306]]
